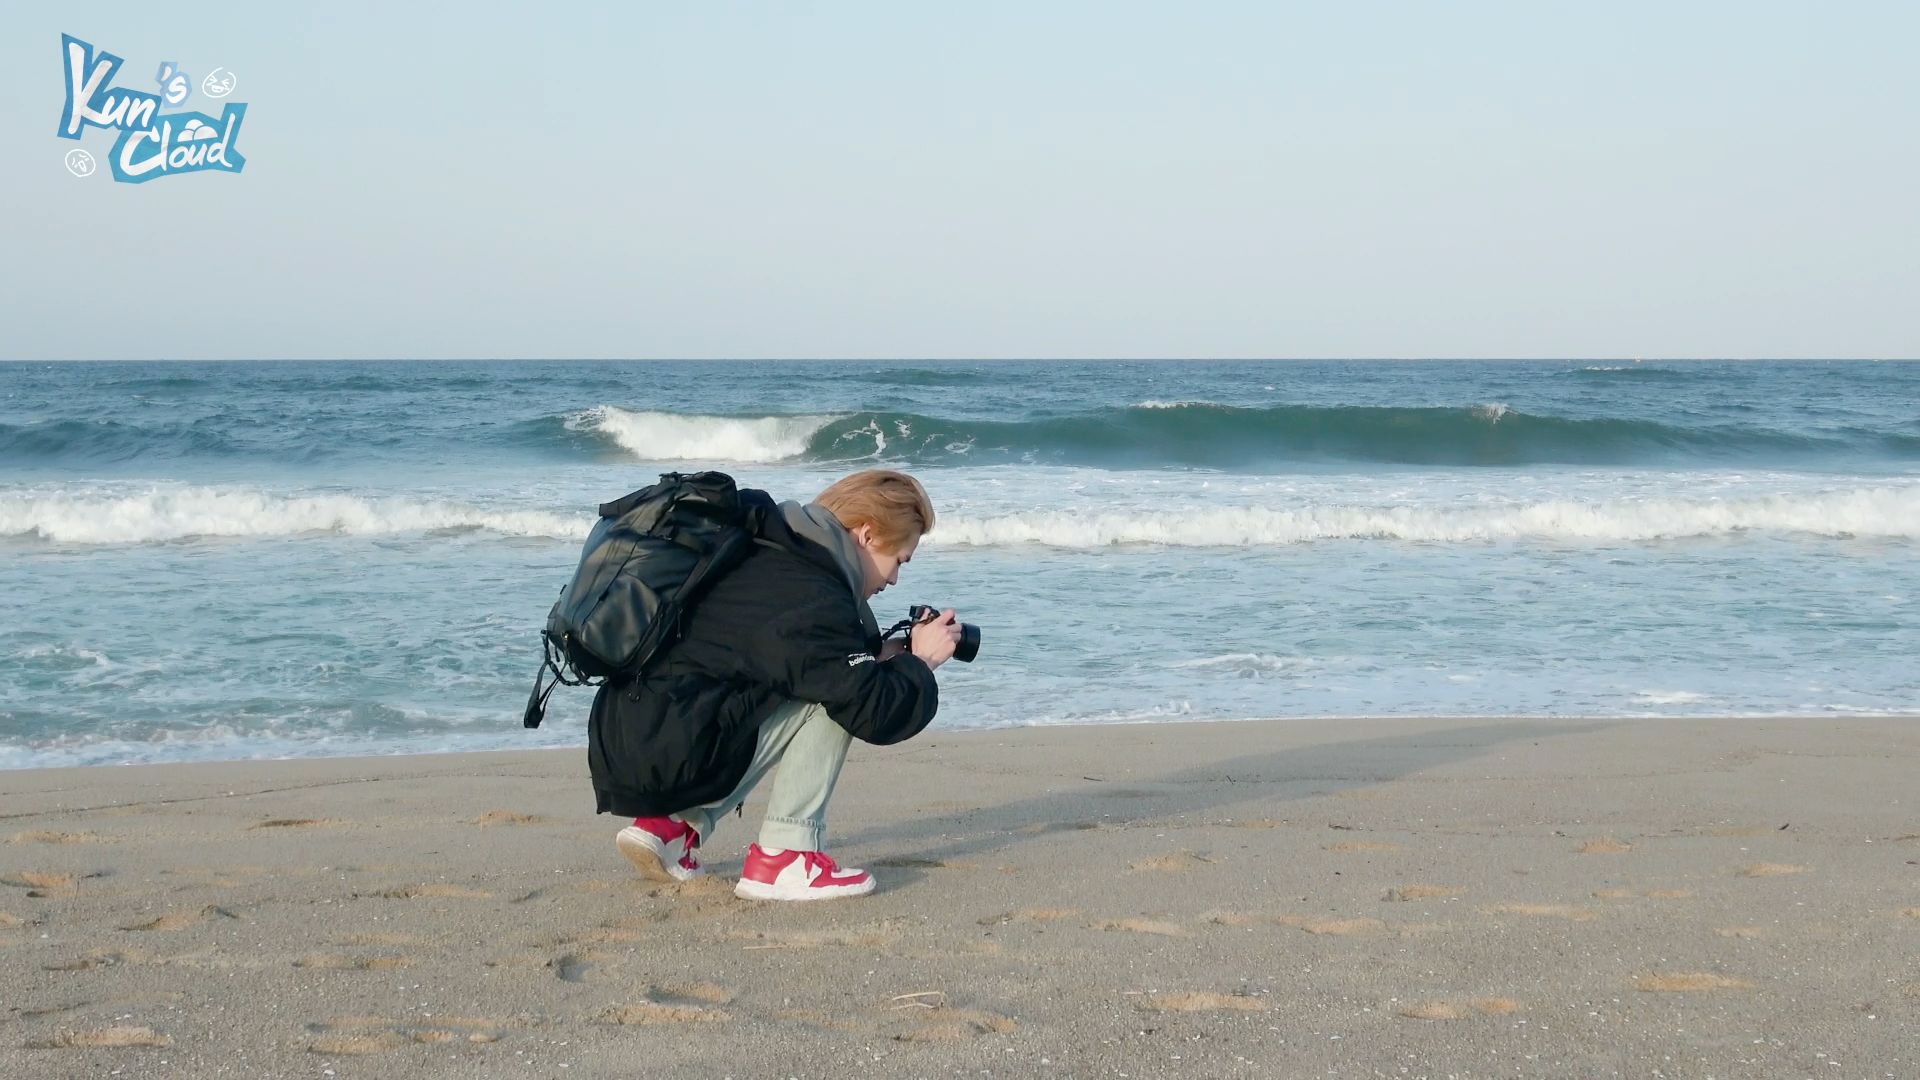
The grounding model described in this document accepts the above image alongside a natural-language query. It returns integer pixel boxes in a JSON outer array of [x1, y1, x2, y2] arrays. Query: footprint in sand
[[1384, 885, 1462, 902], [1635, 972, 1752, 992], [1396, 997, 1521, 1020], [3, 870, 105, 896], [1128, 852, 1213, 873], [1090, 918, 1187, 937], [43, 948, 151, 971], [1738, 863, 1808, 877], [121, 905, 239, 932], [1484, 902, 1593, 920], [1136, 992, 1264, 1013], [1900, 908, 1920, 920], [886, 995, 1018, 1042], [600, 996, 731, 1025], [549, 951, 604, 983], [306, 1016, 504, 1053], [632, 874, 739, 906], [1577, 837, 1633, 854], [27, 1025, 172, 1049], [7, 830, 108, 845], [1326, 841, 1400, 853]]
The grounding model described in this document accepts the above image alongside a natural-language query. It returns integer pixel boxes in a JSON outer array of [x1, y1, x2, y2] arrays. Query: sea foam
[[571, 406, 837, 463], [927, 486, 1920, 548], [0, 487, 588, 545]]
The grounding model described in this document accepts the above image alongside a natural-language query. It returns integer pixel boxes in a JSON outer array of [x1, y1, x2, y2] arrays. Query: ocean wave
[[0, 417, 249, 463], [0, 487, 588, 545], [7, 398, 1911, 470], [109, 375, 216, 392], [10, 483, 1915, 550], [830, 367, 983, 387], [926, 486, 1920, 548], [533, 403, 1902, 468], [1566, 365, 1699, 381], [567, 405, 842, 463], [1170, 653, 1320, 675]]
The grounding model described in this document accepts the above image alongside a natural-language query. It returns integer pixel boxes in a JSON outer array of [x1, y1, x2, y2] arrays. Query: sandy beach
[[2, 716, 1915, 1078]]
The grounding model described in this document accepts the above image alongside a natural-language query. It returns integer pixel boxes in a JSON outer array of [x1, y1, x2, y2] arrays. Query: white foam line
[[926, 486, 1920, 548], [0, 487, 590, 545]]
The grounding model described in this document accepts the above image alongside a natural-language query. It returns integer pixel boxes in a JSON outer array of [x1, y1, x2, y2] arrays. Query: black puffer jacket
[[587, 500, 940, 817]]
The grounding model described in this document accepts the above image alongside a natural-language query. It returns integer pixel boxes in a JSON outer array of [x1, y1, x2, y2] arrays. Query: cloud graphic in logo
[[201, 68, 236, 98], [179, 118, 219, 142], [64, 148, 96, 177]]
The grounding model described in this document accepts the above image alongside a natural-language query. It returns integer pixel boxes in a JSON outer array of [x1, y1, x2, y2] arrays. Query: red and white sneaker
[[616, 816, 702, 882], [733, 843, 876, 901]]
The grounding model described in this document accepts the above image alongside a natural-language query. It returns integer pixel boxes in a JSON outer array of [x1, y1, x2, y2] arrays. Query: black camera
[[885, 604, 981, 663]]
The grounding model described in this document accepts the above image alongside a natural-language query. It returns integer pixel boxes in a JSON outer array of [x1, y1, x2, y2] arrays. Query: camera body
[[900, 604, 981, 663]]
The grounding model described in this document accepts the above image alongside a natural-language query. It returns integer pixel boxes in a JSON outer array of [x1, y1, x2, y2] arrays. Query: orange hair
[[815, 470, 935, 551]]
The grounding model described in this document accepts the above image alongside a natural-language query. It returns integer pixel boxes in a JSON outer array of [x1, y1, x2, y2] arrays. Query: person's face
[[852, 525, 917, 600]]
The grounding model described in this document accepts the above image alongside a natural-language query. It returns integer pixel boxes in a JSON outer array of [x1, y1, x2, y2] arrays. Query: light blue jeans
[[671, 699, 852, 853]]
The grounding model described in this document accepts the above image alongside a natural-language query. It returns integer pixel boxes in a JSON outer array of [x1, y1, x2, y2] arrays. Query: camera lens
[[954, 623, 980, 663]]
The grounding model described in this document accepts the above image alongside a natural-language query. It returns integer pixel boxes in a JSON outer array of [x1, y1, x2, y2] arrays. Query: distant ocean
[[3, 359, 1916, 768]]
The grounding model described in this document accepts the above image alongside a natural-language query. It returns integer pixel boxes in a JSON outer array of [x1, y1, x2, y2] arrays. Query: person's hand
[[909, 608, 961, 671]]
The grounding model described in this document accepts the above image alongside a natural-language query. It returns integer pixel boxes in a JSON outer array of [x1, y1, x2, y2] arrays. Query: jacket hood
[[769, 500, 881, 642]]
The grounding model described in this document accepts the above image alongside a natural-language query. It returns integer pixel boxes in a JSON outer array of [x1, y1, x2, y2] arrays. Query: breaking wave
[[0, 487, 588, 545], [926, 486, 1920, 548], [9, 483, 1915, 550], [563, 406, 841, 463], [544, 403, 1911, 468]]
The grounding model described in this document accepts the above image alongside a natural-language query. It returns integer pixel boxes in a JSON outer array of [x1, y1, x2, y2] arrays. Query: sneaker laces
[[802, 851, 840, 877], [678, 825, 701, 871]]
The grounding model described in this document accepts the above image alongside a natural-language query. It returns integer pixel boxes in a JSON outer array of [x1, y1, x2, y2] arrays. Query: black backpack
[[521, 471, 767, 728]]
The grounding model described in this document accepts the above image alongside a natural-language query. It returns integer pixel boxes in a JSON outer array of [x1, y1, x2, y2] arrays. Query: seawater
[[3, 360, 1917, 768]]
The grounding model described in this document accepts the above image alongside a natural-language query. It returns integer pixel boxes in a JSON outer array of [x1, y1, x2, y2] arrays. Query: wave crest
[[569, 406, 839, 463], [0, 487, 588, 545], [927, 486, 1920, 548]]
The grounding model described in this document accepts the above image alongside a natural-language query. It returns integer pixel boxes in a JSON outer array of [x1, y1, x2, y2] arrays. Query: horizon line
[[4, 356, 1916, 364]]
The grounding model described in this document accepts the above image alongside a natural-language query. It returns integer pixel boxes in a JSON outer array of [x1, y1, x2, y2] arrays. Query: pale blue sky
[[3, 2, 1916, 360]]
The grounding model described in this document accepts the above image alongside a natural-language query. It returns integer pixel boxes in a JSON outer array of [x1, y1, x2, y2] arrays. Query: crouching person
[[588, 469, 962, 901]]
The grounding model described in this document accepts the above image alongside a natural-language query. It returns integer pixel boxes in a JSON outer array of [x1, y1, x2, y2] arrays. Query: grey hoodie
[[776, 501, 881, 643]]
